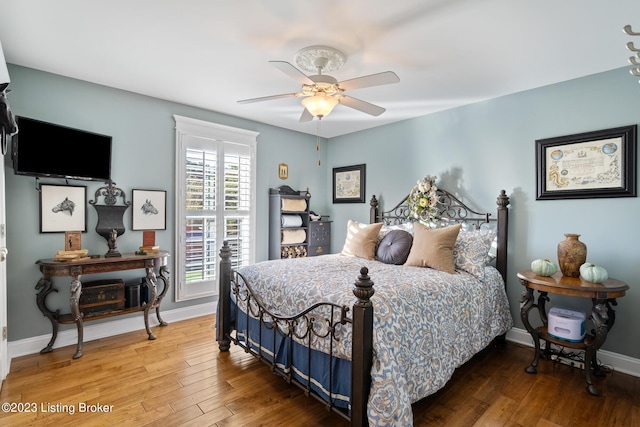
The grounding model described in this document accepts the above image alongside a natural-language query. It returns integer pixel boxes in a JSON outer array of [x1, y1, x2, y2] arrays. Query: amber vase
[[557, 233, 587, 277]]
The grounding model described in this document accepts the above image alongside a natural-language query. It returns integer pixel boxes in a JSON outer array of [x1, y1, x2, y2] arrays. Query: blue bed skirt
[[218, 300, 352, 411]]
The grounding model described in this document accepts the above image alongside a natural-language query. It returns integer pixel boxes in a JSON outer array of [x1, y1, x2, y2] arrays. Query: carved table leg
[[35, 278, 60, 354], [584, 299, 610, 396], [143, 265, 158, 340], [69, 275, 84, 359], [154, 266, 170, 327], [520, 287, 540, 373]]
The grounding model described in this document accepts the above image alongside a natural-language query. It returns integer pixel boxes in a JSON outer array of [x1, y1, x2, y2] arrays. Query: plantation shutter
[[175, 116, 257, 301]]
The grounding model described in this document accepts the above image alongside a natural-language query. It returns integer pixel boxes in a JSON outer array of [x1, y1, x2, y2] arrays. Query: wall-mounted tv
[[12, 116, 112, 182]]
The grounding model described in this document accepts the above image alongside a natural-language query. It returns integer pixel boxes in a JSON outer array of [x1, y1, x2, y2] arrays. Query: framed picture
[[132, 189, 167, 230], [536, 125, 637, 200], [333, 163, 366, 203], [278, 163, 288, 180], [39, 184, 87, 233], [64, 231, 82, 251]]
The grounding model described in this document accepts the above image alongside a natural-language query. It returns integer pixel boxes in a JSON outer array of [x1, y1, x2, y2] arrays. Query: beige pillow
[[341, 220, 384, 260], [404, 223, 462, 273]]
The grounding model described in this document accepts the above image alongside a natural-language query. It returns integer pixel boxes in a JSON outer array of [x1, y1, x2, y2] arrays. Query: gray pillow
[[376, 230, 413, 265]]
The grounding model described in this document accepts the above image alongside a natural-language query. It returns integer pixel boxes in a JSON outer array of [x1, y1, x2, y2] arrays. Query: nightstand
[[308, 221, 332, 256], [517, 270, 628, 396]]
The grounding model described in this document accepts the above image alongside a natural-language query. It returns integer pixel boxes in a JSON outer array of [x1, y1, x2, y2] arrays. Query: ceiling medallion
[[294, 46, 346, 74]]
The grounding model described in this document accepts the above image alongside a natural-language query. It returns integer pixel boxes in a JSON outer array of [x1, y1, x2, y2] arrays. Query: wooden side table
[[517, 270, 628, 396]]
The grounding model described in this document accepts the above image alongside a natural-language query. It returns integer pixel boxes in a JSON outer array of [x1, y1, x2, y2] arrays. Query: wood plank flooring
[[1, 315, 638, 426]]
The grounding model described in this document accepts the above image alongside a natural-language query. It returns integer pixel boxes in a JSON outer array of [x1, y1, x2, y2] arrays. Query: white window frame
[[174, 115, 258, 302]]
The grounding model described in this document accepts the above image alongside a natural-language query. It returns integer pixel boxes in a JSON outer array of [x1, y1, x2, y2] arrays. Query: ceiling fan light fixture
[[301, 93, 338, 118]]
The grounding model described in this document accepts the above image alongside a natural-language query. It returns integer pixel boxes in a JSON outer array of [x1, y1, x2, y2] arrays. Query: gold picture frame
[[278, 163, 288, 180]]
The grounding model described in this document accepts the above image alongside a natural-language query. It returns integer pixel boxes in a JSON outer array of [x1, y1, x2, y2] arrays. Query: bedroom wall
[[3, 64, 329, 342], [4, 63, 639, 364], [325, 66, 640, 360]]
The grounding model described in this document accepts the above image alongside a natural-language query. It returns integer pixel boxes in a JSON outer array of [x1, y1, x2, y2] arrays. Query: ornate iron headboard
[[369, 189, 510, 281]]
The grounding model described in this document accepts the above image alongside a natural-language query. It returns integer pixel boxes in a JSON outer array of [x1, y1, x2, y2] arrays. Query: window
[[174, 115, 258, 301]]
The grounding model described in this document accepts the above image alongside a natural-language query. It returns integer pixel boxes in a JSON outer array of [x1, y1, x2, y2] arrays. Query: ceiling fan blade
[[237, 93, 299, 104], [339, 95, 386, 116], [269, 61, 315, 85], [338, 71, 400, 92], [299, 108, 314, 122]]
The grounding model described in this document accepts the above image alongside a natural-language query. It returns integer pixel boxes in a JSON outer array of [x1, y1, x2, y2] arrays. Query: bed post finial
[[217, 241, 232, 352], [353, 267, 375, 306], [369, 195, 379, 224], [496, 190, 509, 209], [351, 267, 374, 425]]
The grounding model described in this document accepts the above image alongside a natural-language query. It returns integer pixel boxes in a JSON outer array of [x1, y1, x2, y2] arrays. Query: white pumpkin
[[579, 263, 608, 283], [531, 259, 558, 277]]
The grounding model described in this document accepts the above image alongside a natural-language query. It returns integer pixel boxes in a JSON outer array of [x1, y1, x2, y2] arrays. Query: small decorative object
[[406, 175, 439, 225], [89, 181, 131, 257], [142, 230, 156, 247], [579, 262, 608, 283], [64, 231, 82, 251], [53, 248, 89, 262], [530, 258, 558, 277], [278, 163, 288, 179], [557, 233, 587, 277]]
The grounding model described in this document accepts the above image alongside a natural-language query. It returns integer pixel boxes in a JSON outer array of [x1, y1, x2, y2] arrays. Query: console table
[[35, 252, 170, 359], [517, 270, 628, 396]]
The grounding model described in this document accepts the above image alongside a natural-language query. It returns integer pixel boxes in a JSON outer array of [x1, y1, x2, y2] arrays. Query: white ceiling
[[1, 0, 639, 138]]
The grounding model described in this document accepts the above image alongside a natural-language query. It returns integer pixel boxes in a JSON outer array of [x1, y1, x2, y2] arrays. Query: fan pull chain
[[316, 118, 321, 166]]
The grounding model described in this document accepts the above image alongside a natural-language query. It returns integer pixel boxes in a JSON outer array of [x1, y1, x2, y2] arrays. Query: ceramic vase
[[557, 233, 587, 277]]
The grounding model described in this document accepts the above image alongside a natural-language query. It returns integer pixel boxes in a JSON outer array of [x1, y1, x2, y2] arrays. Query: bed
[[216, 188, 511, 426]]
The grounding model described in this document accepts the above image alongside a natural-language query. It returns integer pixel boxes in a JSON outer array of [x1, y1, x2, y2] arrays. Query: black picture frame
[[132, 189, 167, 230], [333, 163, 366, 203], [39, 184, 87, 233], [536, 125, 637, 200]]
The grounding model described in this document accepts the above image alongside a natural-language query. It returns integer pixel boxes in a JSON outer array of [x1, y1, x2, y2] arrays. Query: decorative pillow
[[341, 220, 384, 260], [376, 230, 413, 265], [377, 222, 414, 245], [404, 223, 461, 273], [453, 229, 497, 278]]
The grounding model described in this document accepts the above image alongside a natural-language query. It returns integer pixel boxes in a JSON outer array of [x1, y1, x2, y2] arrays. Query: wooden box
[[79, 279, 125, 317]]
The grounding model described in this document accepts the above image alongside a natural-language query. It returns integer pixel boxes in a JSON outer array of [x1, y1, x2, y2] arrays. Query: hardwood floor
[[1, 315, 638, 426]]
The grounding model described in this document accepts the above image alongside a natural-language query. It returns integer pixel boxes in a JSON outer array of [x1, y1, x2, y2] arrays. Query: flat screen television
[[12, 116, 112, 181]]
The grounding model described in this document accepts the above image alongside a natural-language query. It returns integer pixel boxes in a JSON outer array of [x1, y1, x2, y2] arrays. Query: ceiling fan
[[238, 46, 400, 121]]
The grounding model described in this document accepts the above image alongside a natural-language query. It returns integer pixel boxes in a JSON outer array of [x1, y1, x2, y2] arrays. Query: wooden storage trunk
[[79, 279, 125, 317]]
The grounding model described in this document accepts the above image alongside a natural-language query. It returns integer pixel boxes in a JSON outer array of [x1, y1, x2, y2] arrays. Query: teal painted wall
[[326, 67, 640, 359], [3, 65, 328, 342], [4, 64, 640, 361]]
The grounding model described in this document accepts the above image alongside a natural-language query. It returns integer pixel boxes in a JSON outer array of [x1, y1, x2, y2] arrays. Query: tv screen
[[12, 116, 112, 182]]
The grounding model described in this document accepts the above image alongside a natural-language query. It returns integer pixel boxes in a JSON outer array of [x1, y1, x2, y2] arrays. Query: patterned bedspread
[[234, 254, 513, 426]]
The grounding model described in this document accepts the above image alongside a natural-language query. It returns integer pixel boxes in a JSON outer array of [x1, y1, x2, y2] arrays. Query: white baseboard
[[7, 302, 216, 362], [505, 327, 640, 378], [8, 317, 639, 380]]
